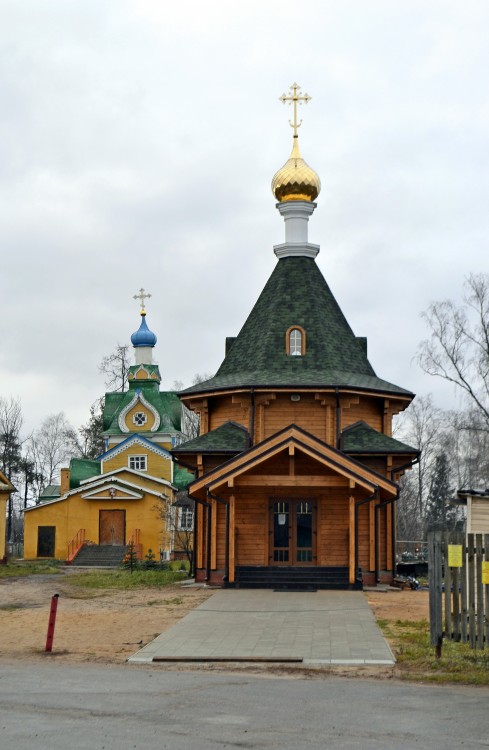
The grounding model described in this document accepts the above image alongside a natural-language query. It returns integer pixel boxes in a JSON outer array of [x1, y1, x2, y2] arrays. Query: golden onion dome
[[271, 136, 321, 202]]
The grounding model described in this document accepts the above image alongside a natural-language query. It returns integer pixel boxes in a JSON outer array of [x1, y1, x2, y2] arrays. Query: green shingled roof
[[38, 484, 61, 503], [180, 257, 413, 397], [102, 384, 183, 435], [173, 464, 195, 492], [172, 421, 249, 454], [69, 458, 101, 489], [341, 421, 418, 454]]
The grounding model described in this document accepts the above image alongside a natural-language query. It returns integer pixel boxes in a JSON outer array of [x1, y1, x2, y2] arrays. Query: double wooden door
[[99, 510, 126, 545], [269, 499, 316, 565]]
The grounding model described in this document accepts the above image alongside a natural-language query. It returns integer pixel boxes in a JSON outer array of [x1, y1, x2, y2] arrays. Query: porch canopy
[[188, 425, 398, 585]]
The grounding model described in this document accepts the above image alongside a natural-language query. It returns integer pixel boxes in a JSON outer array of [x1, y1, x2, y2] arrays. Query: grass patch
[[0, 603, 26, 611], [67, 568, 187, 590], [0, 560, 64, 578], [378, 618, 489, 685], [146, 596, 184, 607]]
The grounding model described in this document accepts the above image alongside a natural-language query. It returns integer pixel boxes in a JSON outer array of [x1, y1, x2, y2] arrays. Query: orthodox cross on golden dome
[[279, 82, 311, 137], [133, 287, 152, 312]]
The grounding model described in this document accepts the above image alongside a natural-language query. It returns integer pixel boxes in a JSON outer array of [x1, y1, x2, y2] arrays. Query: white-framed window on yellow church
[[178, 507, 194, 531], [133, 411, 147, 426], [129, 455, 147, 471]]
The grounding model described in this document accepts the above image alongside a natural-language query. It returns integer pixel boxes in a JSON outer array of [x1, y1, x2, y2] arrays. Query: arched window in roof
[[286, 326, 306, 356]]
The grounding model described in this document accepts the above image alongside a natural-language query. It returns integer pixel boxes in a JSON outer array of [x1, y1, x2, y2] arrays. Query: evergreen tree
[[424, 453, 459, 534]]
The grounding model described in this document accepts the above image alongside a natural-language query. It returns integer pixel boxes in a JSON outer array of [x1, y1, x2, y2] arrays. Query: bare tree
[[28, 412, 75, 490], [394, 394, 444, 520], [0, 396, 23, 480], [65, 399, 105, 460], [440, 409, 489, 490], [396, 473, 424, 541], [173, 373, 214, 441], [173, 380, 198, 440], [99, 344, 131, 393], [154, 493, 194, 574], [418, 273, 489, 428], [0, 397, 23, 540]]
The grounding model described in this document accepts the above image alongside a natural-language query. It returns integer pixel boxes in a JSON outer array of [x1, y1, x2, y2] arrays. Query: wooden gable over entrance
[[188, 425, 398, 588]]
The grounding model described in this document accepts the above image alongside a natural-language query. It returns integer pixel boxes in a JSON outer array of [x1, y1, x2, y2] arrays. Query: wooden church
[[173, 84, 418, 589]]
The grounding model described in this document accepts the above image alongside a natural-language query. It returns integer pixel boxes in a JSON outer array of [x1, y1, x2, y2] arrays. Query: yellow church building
[[24, 294, 192, 564]]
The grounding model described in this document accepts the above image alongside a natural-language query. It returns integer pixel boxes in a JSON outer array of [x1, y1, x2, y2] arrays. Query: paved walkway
[[129, 590, 395, 666]]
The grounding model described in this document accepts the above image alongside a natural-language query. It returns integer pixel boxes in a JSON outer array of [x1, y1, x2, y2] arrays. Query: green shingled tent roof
[[341, 421, 418, 454], [180, 257, 413, 397]]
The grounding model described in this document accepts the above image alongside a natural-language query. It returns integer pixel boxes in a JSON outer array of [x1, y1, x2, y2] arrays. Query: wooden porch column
[[228, 494, 235, 583], [349, 495, 355, 584], [386, 503, 393, 570], [210, 497, 217, 570], [196, 503, 204, 569], [369, 501, 375, 571]]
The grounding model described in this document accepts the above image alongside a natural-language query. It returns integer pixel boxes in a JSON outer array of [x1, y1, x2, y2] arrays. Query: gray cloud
[[1, 0, 488, 433]]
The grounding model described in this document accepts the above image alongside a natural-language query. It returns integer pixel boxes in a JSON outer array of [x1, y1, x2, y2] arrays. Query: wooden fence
[[428, 531, 489, 650]]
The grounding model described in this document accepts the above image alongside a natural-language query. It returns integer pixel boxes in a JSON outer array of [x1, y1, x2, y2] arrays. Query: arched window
[[286, 326, 306, 356]]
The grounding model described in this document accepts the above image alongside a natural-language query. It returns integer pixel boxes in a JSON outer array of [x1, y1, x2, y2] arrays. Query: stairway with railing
[[66, 529, 86, 565]]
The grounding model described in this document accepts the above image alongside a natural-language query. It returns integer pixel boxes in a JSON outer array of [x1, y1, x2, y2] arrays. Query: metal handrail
[[66, 529, 86, 564]]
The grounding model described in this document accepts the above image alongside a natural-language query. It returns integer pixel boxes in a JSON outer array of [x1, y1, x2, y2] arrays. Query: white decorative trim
[[118, 390, 161, 433], [274, 242, 320, 259], [81, 485, 143, 501], [128, 364, 161, 381], [101, 436, 172, 464], [79, 466, 173, 488]]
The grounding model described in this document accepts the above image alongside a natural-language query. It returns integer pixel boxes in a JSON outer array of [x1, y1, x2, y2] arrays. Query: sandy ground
[[0, 570, 213, 665], [0, 571, 428, 668], [366, 587, 429, 623]]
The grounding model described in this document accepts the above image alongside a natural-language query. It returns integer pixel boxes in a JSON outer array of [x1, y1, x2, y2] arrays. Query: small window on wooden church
[[286, 326, 306, 356], [133, 411, 147, 426], [129, 455, 147, 471]]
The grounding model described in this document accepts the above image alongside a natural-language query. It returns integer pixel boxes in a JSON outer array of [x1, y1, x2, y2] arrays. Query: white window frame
[[290, 328, 302, 356], [133, 411, 147, 427], [128, 454, 147, 471], [178, 507, 194, 531]]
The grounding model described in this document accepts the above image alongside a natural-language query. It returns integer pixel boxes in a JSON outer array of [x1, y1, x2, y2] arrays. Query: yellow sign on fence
[[448, 544, 463, 568], [482, 562, 489, 585]]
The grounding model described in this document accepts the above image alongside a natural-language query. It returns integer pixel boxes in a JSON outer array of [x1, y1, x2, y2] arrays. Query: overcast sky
[[2, 0, 489, 435]]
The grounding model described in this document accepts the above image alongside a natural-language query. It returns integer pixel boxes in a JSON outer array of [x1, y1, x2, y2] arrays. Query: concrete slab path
[[129, 589, 395, 666]]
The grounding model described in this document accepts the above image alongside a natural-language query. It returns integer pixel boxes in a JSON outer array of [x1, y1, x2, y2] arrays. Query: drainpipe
[[207, 489, 230, 584], [355, 489, 378, 583], [335, 387, 341, 448], [249, 386, 255, 448]]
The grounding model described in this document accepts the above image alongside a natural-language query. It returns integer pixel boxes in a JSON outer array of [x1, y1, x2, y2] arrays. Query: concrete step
[[73, 544, 126, 567], [234, 565, 362, 591]]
